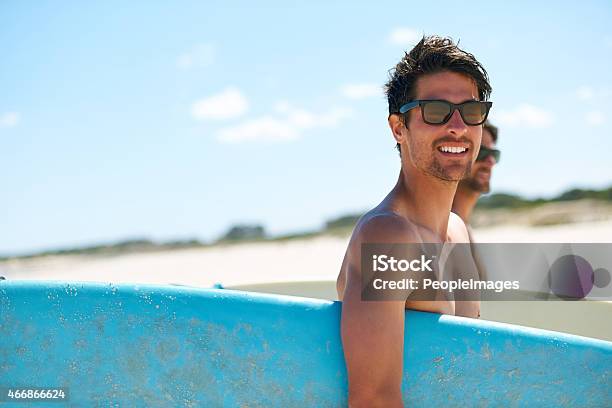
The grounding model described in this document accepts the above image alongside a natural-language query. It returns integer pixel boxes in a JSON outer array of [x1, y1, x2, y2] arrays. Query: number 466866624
[[1, 387, 68, 401]]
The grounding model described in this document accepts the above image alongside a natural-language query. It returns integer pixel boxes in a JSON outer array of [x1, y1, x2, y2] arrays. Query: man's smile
[[436, 142, 471, 158], [475, 168, 492, 181]]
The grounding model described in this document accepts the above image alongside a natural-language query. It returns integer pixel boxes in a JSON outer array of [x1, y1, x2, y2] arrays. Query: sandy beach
[[2, 219, 611, 287]]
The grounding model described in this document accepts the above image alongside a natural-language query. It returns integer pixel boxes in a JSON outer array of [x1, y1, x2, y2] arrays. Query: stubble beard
[[406, 140, 473, 183], [463, 175, 490, 193], [428, 156, 473, 182]]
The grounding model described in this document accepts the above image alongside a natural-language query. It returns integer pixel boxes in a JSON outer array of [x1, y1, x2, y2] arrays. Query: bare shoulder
[[448, 212, 470, 243], [337, 210, 419, 299], [353, 210, 419, 245]]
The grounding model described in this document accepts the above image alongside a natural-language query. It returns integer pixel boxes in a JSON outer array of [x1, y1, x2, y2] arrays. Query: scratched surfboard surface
[[0, 281, 610, 407]]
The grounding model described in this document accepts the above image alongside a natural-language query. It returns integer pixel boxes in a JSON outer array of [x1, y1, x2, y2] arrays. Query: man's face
[[399, 71, 482, 182], [462, 128, 496, 193]]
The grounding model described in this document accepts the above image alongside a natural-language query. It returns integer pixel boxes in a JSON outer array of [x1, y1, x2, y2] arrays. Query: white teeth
[[439, 146, 467, 153]]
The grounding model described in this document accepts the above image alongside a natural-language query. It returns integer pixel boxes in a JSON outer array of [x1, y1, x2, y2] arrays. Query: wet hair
[[483, 121, 498, 143], [385, 35, 492, 155]]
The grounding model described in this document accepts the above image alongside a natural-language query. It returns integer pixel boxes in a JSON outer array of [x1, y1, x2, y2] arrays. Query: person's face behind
[[463, 128, 496, 193], [395, 71, 483, 182]]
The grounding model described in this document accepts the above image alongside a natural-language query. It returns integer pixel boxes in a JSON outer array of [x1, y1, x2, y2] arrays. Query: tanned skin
[[336, 71, 482, 407], [452, 127, 498, 224]]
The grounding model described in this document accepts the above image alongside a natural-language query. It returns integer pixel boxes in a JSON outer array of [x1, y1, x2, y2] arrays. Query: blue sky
[[1, 1, 611, 255]]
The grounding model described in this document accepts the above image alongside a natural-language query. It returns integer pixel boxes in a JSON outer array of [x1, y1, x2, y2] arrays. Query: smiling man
[[336, 36, 492, 407], [452, 121, 500, 225]]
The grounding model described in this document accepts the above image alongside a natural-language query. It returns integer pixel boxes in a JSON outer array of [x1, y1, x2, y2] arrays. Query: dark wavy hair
[[385, 35, 492, 154]]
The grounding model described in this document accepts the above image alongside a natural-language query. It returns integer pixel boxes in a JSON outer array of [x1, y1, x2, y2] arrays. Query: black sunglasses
[[398, 99, 492, 126], [476, 146, 501, 163]]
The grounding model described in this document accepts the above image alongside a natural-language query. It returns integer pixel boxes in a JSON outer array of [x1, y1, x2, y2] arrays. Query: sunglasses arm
[[398, 101, 420, 114]]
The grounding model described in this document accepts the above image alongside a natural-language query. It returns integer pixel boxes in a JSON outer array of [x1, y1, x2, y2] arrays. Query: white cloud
[[216, 104, 353, 143], [191, 87, 248, 120], [285, 106, 352, 129], [319, 107, 353, 126], [576, 86, 594, 101], [0, 112, 19, 128], [217, 117, 299, 143], [177, 43, 215, 69], [388, 28, 422, 46], [493, 104, 554, 128], [341, 83, 381, 100], [273, 100, 292, 114], [585, 111, 605, 126]]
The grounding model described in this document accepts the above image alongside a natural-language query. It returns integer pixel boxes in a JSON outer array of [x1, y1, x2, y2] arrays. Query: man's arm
[[341, 263, 406, 407], [340, 215, 415, 407]]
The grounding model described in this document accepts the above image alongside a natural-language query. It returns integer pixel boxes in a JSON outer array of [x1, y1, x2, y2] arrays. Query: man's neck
[[451, 183, 480, 224], [392, 168, 457, 241]]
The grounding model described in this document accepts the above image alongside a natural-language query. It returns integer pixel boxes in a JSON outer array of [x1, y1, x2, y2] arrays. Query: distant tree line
[[217, 225, 266, 242], [2, 185, 610, 260], [476, 186, 612, 209]]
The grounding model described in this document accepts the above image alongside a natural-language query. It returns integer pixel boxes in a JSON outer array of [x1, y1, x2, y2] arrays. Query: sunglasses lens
[[476, 148, 500, 163], [422, 101, 451, 123], [476, 148, 487, 161], [462, 101, 488, 125], [493, 150, 500, 163]]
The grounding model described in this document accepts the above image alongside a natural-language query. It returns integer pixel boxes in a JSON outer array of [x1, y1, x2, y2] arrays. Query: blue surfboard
[[1, 281, 610, 406]]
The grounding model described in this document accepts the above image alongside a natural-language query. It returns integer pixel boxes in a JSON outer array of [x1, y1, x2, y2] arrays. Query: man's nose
[[484, 154, 497, 166], [446, 108, 468, 134]]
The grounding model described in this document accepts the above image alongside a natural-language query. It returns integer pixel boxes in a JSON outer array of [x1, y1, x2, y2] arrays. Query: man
[[335, 36, 492, 407], [452, 121, 500, 225], [451, 122, 499, 284]]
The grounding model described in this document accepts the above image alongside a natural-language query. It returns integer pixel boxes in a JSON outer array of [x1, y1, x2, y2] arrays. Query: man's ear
[[388, 114, 407, 146]]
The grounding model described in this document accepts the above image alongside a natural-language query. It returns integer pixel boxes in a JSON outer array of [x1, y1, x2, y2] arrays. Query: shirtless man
[[451, 122, 500, 282], [452, 121, 500, 225], [336, 36, 492, 407]]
